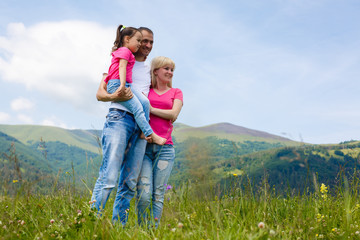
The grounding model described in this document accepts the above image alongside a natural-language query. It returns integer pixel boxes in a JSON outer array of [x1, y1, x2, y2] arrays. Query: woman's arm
[[150, 99, 183, 122], [96, 73, 133, 102]]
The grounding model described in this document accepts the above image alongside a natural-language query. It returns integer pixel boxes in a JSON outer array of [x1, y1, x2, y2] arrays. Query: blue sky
[[0, 0, 359, 144]]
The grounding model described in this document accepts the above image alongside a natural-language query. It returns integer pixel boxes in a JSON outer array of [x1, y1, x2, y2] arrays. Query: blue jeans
[[91, 109, 147, 225], [136, 144, 175, 228], [107, 79, 152, 137]]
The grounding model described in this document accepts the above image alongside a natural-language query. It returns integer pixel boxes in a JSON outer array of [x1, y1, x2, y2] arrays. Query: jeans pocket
[[106, 110, 126, 122]]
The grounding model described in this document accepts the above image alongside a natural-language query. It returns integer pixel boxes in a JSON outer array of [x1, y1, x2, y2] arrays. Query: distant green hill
[[173, 122, 298, 145], [0, 131, 57, 194], [169, 135, 296, 187], [0, 122, 297, 152], [0, 122, 298, 159], [1, 123, 357, 194], [0, 131, 50, 172], [210, 141, 360, 192], [0, 125, 100, 153], [0, 127, 102, 195]]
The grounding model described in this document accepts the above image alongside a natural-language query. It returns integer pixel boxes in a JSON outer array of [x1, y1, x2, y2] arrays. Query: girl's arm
[[118, 59, 128, 91], [150, 99, 183, 122]]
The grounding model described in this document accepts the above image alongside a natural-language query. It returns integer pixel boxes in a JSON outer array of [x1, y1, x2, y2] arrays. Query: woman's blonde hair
[[151, 56, 175, 88]]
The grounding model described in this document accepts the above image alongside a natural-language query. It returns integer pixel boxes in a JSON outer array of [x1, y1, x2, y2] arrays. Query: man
[[91, 27, 154, 225]]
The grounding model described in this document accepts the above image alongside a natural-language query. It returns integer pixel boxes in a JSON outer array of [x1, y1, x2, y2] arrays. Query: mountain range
[[172, 122, 294, 143], [0, 122, 294, 151], [0, 123, 358, 194]]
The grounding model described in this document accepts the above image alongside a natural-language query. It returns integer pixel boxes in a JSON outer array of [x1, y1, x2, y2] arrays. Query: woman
[[136, 56, 183, 228]]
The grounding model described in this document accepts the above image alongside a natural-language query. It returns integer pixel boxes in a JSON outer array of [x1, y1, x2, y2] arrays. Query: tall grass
[[2, 140, 360, 239], [1, 171, 360, 239]]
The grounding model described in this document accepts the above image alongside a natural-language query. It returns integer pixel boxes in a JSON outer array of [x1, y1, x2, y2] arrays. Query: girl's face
[[126, 31, 142, 53], [155, 64, 174, 83]]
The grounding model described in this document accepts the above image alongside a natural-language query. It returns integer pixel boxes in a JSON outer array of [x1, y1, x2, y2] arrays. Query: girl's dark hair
[[112, 25, 140, 52]]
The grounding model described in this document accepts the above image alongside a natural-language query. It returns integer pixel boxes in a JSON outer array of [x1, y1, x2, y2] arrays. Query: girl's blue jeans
[[107, 79, 152, 137], [136, 144, 175, 228]]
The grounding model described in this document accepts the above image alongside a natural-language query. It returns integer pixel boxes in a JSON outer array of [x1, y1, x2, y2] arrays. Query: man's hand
[[112, 86, 133, 101], [96, 73, 133, 102]]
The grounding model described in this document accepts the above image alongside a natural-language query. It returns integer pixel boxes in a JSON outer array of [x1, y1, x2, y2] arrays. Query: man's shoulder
[[133, 61, 150, 73], [134, 60, 150, 67]]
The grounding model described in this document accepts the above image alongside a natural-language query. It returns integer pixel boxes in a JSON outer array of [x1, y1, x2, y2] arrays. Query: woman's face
[[155, 65, 174, 83]]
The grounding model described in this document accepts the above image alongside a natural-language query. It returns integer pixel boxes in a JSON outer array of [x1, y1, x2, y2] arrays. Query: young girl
[[104, 25, 166, 145]]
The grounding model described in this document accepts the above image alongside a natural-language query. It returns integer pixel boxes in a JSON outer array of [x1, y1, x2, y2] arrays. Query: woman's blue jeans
[[136, 144, 175, 228], [107, 79, 152, 137]]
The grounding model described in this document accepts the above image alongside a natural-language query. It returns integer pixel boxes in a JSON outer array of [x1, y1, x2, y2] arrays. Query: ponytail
[[111, 25, 140, 52], [112, 25, 124, 52]]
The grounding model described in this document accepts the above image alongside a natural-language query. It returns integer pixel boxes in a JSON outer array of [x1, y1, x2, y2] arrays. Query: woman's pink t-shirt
[[148, 88, 183, 145], [104, 47, 135, 84]]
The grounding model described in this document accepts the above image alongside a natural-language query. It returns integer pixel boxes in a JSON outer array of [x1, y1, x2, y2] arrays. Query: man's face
[[137, 30, 153, 57]]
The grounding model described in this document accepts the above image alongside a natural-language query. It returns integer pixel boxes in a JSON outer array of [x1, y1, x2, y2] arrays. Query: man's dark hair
[[138, 27, 153, 35]]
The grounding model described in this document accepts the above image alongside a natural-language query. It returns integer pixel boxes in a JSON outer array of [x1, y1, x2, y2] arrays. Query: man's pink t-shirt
[[104, 47, 135, 84], [148, 88, 183, 145]]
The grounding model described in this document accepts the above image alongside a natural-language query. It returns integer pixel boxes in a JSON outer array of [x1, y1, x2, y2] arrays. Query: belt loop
[[108, 108, 134, 118]]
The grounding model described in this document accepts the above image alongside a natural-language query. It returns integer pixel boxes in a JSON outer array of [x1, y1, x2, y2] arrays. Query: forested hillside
[[0, 124, 358, 195], [180, 139, 360, 194]]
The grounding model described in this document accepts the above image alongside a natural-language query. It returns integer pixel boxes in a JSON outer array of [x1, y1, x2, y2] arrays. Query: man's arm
[[96, 73, 133, 102]]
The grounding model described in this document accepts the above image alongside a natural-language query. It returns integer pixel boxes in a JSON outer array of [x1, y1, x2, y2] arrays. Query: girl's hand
[[118, 84, 126, 94], [112, 85, 133, 101]]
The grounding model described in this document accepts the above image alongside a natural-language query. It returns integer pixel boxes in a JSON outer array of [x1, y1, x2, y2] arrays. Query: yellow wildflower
[[320, 183, 328, 194], [13, 180, 18, 183], [316, 213, 324, 222], [320, 183, 328, 200]]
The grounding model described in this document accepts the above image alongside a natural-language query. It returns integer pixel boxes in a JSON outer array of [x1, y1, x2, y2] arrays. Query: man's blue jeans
[[136, 144, 175, 228], [91, 108, 146, 225], [107, 79, 152, 137]]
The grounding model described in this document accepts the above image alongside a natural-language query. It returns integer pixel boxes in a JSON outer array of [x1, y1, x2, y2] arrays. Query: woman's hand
[[149, 104, 154, 113]]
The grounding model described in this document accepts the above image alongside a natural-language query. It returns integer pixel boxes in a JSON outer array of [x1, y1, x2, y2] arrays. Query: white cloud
[[10, 97, 34, 111], [0, 112, 11, 122], [17, 114, 33, 124], [0, 21, 114, 113], [41, 116, 69, 129]]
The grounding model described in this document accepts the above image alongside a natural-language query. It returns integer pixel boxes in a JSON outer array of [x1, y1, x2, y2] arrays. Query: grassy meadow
[[2, 171, 360, 239], [1, 125, 360, 239]]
